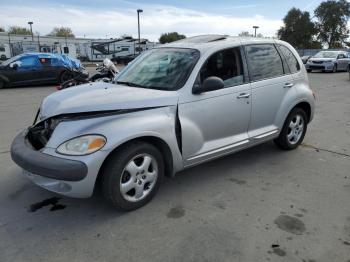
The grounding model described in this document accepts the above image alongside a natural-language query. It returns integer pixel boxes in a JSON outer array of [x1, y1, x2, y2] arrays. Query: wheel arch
[[293, 101, 312, 123], [95, 136, 174, 190]]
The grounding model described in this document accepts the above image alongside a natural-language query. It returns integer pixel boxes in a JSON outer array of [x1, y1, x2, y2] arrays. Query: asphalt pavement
[[0, 72, 349, 262]]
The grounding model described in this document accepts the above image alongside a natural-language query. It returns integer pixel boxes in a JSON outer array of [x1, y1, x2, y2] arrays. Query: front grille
[[313, 61, 323, 64]]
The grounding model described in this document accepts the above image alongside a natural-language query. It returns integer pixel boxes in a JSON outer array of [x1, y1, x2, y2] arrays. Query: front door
[[179, 47, 252, 167], [9, 56, 41, 86], [337, 53, 349, 71]]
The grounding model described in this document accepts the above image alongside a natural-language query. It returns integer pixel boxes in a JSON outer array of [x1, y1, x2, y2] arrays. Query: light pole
[[137, 9, 143, 54], [28, 21, 34, 41], [253, 26, 259, 37]]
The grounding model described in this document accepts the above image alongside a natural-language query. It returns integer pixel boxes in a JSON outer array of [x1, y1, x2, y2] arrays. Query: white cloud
[[0, 3, 283, 41]]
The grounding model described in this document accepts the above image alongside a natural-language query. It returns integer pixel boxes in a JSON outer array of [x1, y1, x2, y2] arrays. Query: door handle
[[237, 93, 250, 99], [284, 83, 294, 88]]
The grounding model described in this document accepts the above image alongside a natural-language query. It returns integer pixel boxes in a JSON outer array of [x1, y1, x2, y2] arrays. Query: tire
[[274, 108, 308, 150], [101, 141, 164, 211], [0, 79, 4, 89], [59, 71, 72, 84], [307, 69, 312, 73], [332, 64, 337, 73]]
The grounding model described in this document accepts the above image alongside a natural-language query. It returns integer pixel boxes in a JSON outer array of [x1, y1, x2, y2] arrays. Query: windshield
[[314, 51, 338, 59], [115, 48, 200, 91]]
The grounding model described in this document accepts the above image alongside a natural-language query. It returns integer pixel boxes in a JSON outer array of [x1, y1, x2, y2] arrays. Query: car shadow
[[2, 140, 295, 234], [3, 142, 285, 214]]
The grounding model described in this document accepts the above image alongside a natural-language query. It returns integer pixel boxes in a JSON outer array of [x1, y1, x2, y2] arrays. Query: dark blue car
[[0, 53, 88, 89]]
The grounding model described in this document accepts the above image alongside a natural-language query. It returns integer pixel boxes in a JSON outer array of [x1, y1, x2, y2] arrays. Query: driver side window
[[199, 47, 244, 89]]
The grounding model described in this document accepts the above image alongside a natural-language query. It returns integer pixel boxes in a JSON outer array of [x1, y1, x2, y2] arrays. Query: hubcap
[[120, 154, 158, 202], [287, 114, 304, 145]]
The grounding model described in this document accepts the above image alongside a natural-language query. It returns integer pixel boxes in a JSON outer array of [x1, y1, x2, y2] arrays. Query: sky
[[0, 0, 333, 41]]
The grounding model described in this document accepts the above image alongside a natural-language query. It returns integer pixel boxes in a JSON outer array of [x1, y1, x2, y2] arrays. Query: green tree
[[159, 32, 186, 44], [278, 8, 316, 49], [239, 31, 253, 37], [8, 26, 31, 35], [314, 0, 350, 48], [0, 26, 4, 32], [48, 27, 75, 38]]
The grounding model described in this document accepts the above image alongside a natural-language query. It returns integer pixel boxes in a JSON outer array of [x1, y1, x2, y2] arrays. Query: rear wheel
[[274, 108, 308, 150], [0, 79, 4, 89], [101, 142, 164, 211]]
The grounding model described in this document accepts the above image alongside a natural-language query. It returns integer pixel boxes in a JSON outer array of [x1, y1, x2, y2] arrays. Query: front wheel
[[307, 69, 312, 73], [59, 71, 72, 84], [274, 108, 308, 150], [0, 79, 4, 89], [332, 64, 337, 73], [101, 142, 164, 211]]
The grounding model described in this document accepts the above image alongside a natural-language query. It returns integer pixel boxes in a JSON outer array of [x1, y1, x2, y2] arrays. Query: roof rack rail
[[174, 35, 228, 44]]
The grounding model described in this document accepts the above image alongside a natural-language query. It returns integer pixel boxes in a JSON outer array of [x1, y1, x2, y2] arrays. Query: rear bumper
[[11, 132, 87, 182]]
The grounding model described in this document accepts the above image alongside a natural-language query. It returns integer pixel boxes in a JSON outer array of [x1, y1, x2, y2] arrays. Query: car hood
[[308, 57, 336, 62], [40, 82, 179, 119]]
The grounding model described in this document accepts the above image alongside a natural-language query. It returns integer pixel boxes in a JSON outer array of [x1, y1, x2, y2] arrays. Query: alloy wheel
[[119, 154, 158, 202], [287, 115, 304, 145]]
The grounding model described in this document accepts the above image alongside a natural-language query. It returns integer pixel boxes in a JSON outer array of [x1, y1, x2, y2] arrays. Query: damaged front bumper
[[11, 131, 88, 181], [10, 130, 107, 198]]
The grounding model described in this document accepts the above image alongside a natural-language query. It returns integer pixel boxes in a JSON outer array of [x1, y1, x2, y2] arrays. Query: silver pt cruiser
[[11, 35, 315, 210]]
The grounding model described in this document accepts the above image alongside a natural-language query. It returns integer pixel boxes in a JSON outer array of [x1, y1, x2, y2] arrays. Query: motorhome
[[0, 43, 11, 60]]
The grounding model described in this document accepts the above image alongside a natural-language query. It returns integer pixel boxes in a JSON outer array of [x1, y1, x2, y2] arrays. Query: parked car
[[11, 36, 315, 211], [0, 53, 88, 89], [305, 50, 350, 73]]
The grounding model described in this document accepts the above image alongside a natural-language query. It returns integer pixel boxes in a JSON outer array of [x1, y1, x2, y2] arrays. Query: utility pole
[[28, 21, 34, 41], [253, 26, 259, 37], [137, 9, 143, 54]]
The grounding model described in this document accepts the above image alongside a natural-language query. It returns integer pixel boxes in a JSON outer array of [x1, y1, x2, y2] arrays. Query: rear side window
[[39, 58, 51, 66], [199, 47, 244, 88], [278, 45, 300, 73], [245, 44, 283, 81]]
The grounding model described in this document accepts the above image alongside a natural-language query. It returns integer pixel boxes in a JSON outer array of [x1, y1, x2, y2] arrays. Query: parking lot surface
[[0, 72, 349, 262]]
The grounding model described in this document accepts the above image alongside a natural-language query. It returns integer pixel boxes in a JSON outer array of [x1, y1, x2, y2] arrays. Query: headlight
[[56, 135, 106, 156]]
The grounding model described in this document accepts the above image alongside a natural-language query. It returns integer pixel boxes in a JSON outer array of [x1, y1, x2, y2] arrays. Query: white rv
[[0, 43, 11, 60]]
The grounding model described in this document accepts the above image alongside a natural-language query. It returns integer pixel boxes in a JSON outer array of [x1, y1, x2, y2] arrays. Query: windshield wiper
[[116, 81, 146, 88]]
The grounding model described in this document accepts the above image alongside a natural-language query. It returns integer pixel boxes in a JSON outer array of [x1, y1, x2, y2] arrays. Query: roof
[[161, 35, 279, 53]]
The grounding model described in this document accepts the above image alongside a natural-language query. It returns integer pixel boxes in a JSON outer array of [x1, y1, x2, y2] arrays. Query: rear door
[[244, 44, 295, 139], [37, 57, 58, 83]]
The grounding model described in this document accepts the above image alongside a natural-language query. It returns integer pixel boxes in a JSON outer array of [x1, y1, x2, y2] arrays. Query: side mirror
[[11, 63, 18, 70], [192, 76, 224, 94]]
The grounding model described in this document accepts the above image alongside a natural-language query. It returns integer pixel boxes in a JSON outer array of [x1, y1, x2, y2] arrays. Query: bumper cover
[[11, 132, 87, 181]]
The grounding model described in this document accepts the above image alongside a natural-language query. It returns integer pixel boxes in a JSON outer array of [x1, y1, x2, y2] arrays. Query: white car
[[11, 35, 315, 210], [306, 50, 350, 73]]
